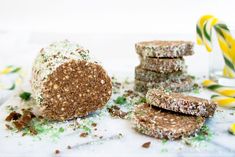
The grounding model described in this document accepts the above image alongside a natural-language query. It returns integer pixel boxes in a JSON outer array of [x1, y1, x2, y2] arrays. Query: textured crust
[[134, 76, 194, 94], [132, 103, 205, 140], [140, 57, 186, 73], [135, 40, 194, 58], [146, 89, 217, 117], [41, 60, 112, 121], [31, 40, 91, 104], [135, 66, 187, 82]]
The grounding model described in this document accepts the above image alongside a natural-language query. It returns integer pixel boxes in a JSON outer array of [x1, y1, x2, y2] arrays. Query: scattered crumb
[[55, 149, 60, 154], [230, 112, 234, 116], [183, 139, 192, 146], [118, 133, 123, 136], [5, 124, 13, 130], [123, 90, 139, 99], [107, 105, 128, 119], [5, 109, 35, 132], [5, 111, 21, 121], [4, 108, 66, 138], [142, 142, 151, 148], [91, 123, 97, 127], [80, 132, 89, 137], [67, 145, 72, 149]]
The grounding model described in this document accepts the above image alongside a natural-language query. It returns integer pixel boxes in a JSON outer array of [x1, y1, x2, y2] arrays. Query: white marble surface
[[0, 82, 235, 157]]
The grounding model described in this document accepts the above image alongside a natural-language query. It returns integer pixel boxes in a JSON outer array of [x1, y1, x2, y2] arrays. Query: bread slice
[[146, 89, 217, 117], [135, 66, 187, 82], [140, 57, 186, 73], [135, 40, 194, 58], [134, 76, 194, 94], [132, 103, 205, 140]]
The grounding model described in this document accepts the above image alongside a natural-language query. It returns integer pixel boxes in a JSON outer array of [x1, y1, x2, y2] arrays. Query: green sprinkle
[[162, 139, 168, 144], [114, 96, 127, 105], [160, 148, 168, 153], [164, 89, 172, 93], [193, 125, 213, 141], [138, 97, 146, 104], [59, 127, 65, 133], [19, 92, 31, 101], [190, 75, 196, 80], [193, 88, 200, 94], [192, 83, 200, 94]]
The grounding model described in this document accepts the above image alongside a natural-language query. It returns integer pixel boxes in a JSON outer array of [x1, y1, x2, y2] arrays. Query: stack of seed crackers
[[134, 40, 195, 93]]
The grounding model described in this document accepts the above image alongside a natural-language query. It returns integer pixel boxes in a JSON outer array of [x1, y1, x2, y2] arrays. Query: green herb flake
[[114, 96, 127, 105], [162, 139, 168, 144], [192, 125, 213, 142], [193, 88, 200, 94], [19, 92, 31, 101], [190, 75, 196, 80], [59, 127, 65, 133], [138, 97, 146, 104]]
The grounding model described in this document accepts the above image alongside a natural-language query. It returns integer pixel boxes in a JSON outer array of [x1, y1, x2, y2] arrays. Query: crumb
[[123, 90, 140, 98], [118, 133, 123, 137], [55, 149, 60, 154], [80, 132, 88, 137], [29, 126, 38, 135], [22, 132, 27, 136], [142, 142, 151, 148], [12, 110, 35, 131], [99, 136, 103, 139], [5, 111, 22, 121], [91, 123, 97, 127], [5, 124, 13, 130], [108, 105, 128, 119], [183, 140, 192, 146], [67, 145, 72, 149]]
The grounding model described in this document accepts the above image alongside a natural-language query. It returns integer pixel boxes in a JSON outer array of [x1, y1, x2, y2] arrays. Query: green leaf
[[19, 92, 31, 101], [114, 96, 127, 105]]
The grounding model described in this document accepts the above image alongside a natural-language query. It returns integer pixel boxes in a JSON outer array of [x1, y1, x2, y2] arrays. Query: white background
[[0, 0, 235, 76], [0, 0, 235, 34]]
